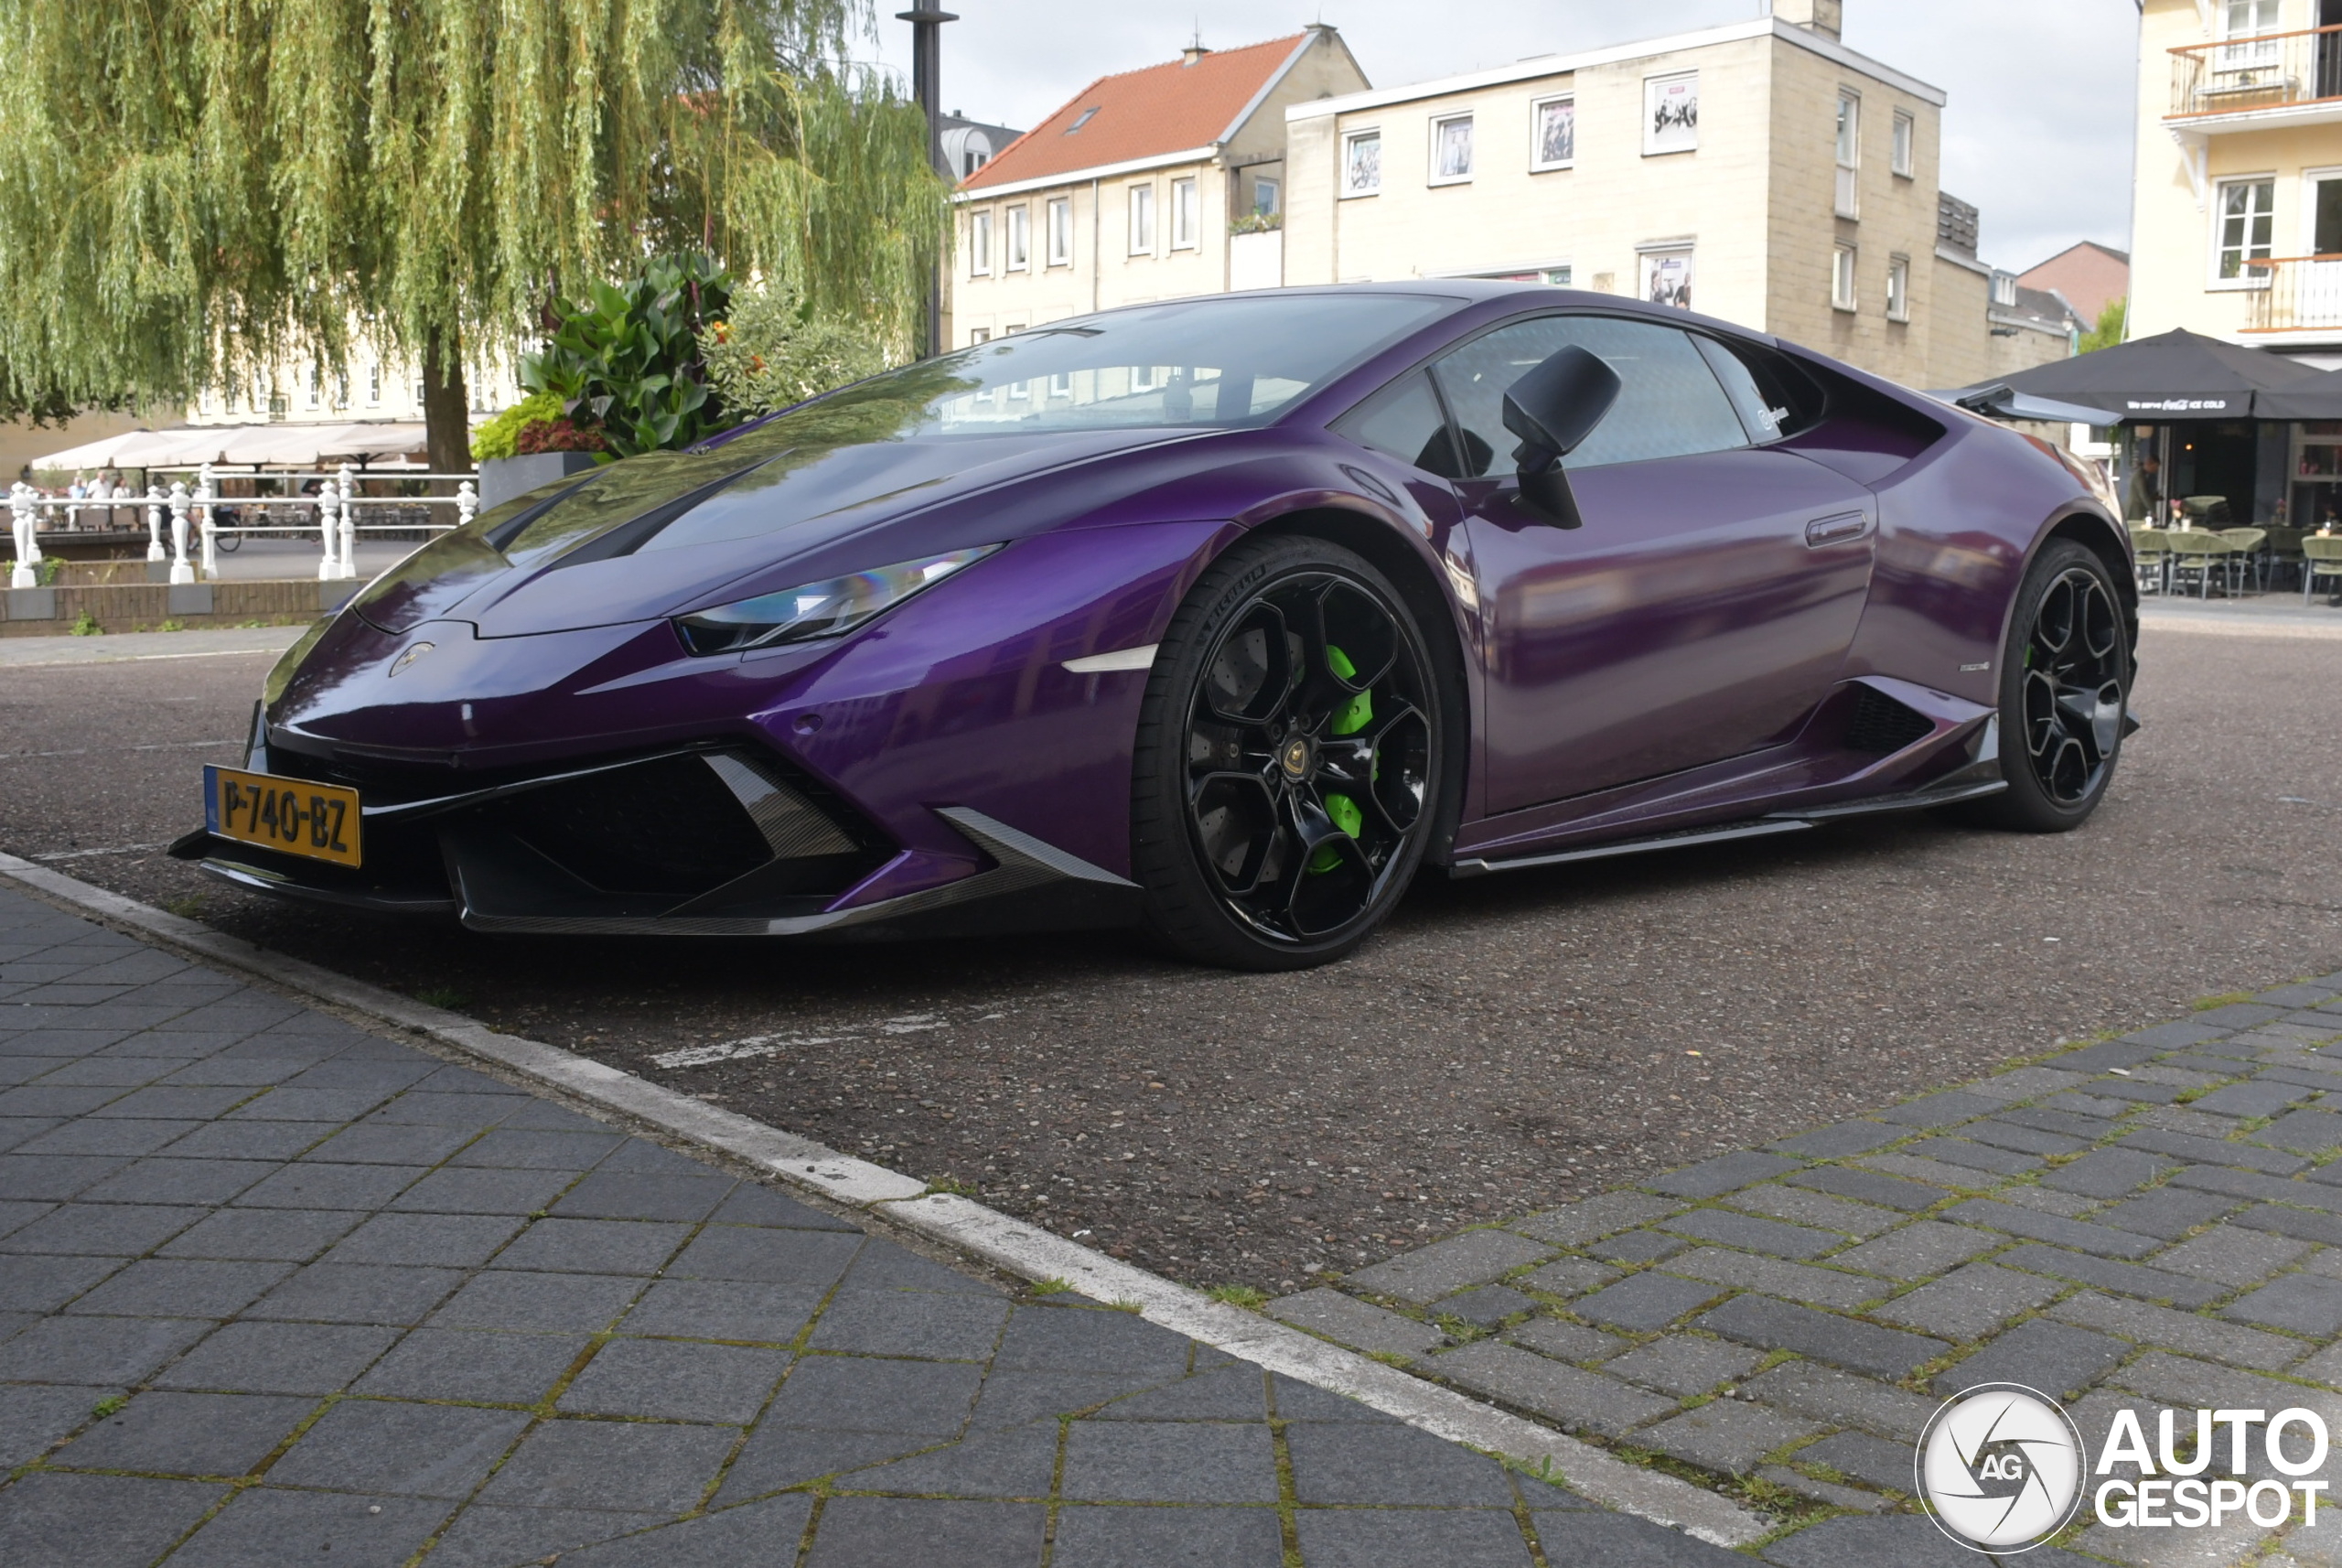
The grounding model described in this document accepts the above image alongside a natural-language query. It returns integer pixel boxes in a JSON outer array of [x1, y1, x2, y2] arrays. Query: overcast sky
[[866, 0, 2142, 274]]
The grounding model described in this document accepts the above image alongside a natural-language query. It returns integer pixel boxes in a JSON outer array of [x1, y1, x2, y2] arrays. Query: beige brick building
[[946, 28, 1368, 346], [1278, 0, 1998, 392]]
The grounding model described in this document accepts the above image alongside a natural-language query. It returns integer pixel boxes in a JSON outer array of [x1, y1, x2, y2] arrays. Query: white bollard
[[456, 479, 478, 531], [168, 482, 194, 585], [197, 464, 219, 580], [317, 478, 340, 581], [8, 483, 36, 588], [145, 485, 167, 562], [20, 484, 42, 567], [336, 463, 359, 578]]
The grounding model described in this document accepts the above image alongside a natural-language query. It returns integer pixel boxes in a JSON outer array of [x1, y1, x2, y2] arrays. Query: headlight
[[671, 544, 1003, 656]]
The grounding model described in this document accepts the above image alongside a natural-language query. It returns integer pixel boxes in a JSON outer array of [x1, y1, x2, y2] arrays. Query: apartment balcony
[[2169, 25, 2342, 129], [2240, 255, 2342, 337]]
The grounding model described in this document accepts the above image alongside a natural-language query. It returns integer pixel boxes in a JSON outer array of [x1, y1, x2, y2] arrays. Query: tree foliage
[[0, 1, 946, 458], [2079, 296, 2127, 356]]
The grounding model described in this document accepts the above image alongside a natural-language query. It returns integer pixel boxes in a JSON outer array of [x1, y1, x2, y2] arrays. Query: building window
[[1644, 71, 1698, 156], [1531, 94, 1575, 171], [1891, 110, 1914, 178], [1128, 184, 1155, 253], [1252, 175, 1281, 217], [1834, 91, 1860, 219], [1640, 249, 1693, 310], [1047, 198, 1072, 266], [1886, 255, 1910, 321], [2215, 176, 2275, 282], [1832, 243, 1858, 312], [1171, 177, 1198, 249], [1545, 265, 1573, 286], [2313, 173, 2342, 255], [2219, 0, 2283, 69], [367, 364, 381, 406], [970, 209, 993, 275], [1006, 204, 1029, 271], [1430, 113, 1474, 184], [970, 328, 991, 345], [1992, 271, 2017, 307], [306, 366, 322, 409], [1342, 129, 1381, 197]]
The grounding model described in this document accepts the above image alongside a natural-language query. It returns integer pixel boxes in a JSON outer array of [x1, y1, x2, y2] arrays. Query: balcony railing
[[2239, 255, 2342, 333], [2171, 24, 2342, 119]]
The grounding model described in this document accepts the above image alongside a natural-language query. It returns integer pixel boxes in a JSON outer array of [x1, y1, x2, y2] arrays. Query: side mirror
[[1502, 345, 1623, 529]]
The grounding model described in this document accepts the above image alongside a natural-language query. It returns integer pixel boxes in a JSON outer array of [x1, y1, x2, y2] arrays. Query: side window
[[1332, 371, 1466, 479], [1692, 336, 1785, 444], [1430, 316, 1749, 475]]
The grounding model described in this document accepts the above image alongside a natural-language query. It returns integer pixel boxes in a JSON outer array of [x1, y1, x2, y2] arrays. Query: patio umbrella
[[1969, 328, 2342, 421]]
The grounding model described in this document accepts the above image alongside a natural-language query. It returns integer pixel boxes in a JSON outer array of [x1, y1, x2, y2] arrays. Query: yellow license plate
[[204, 766, 362, 867]]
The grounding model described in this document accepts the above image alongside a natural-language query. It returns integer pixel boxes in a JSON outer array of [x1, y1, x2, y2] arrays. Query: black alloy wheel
[[1132, 536, 1445, 970], [1959, 539, 2131, 832]]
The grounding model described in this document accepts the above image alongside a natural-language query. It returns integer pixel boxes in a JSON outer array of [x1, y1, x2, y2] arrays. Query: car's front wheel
[[1959, 539, 2131, 832], [1130, 535, 1445, 970]]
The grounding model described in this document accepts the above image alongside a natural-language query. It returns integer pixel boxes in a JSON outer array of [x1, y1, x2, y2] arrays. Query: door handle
[[1804, 511, 1872, 547]]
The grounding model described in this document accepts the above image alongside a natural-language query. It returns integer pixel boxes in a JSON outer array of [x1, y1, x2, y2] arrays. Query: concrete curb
[[0, 852, 1770, 1548]]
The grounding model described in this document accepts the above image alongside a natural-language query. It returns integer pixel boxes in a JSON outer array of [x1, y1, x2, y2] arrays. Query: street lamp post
[[897, 5, 959, 360]]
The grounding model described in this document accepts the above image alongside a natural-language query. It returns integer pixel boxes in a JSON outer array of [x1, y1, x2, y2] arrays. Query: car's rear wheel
[[1131, 536, 1444, 970], [1957, 539, 2130, 832]]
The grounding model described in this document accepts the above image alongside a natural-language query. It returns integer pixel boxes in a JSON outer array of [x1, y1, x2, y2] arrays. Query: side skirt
[[1449, 776, 2006, 881]]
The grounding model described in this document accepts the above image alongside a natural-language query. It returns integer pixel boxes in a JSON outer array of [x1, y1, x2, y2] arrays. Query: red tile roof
[[962, 34, 1311, 191]]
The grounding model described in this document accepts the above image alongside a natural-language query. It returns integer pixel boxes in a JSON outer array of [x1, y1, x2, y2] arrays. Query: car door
[[1436, 314, 1877, 814]]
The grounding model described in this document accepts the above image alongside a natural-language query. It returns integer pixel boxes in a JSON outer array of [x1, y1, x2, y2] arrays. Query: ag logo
[[1917, 1384, 2084, 1552]]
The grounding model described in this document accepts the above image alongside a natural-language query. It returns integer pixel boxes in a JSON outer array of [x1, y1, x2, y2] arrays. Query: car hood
[[352, 411, 1211, 639]]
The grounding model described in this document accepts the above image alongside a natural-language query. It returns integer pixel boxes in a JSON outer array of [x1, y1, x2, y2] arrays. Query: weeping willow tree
[[0, 1, 946, 470]]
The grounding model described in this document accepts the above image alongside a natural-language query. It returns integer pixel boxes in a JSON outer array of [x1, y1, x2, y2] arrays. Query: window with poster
[[1531, 93, 1575, 171], [1645, 71, 1698, 156], [1640, 248, 1693, 310], [1343, 129, 1382, 197]]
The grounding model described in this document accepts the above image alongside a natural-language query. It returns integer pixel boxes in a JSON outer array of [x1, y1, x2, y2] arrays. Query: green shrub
[[699, 283, 893, 418], [468, 392, 567, 462], [523, 252, 734, 457]]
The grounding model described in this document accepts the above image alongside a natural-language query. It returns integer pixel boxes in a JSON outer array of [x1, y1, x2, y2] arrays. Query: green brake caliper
[[1309, 646, 1371, 874]]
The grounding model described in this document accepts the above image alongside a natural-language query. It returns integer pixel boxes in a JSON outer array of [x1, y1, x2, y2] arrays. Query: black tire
[[1131, 535, 1447, 971], [1953, 539, 2130, 832]]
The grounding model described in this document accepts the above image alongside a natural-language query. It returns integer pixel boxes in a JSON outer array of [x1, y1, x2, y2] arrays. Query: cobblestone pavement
[[1274, 977, 2342, 1563], [0, 883, 1680, 1568]]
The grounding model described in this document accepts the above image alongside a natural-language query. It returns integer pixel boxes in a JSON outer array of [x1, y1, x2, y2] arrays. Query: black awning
[[1967, 328, 2342, 421]]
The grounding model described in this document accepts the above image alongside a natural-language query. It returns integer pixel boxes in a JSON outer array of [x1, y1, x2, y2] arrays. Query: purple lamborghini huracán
[[177, 285, 2135, 970]]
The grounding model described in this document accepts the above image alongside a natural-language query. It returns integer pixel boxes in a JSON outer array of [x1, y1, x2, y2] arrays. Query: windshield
[[776, 293, 1453, 438]]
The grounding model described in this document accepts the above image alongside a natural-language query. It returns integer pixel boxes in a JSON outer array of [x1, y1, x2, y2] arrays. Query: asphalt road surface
[[4, 618, 2337, 1295]]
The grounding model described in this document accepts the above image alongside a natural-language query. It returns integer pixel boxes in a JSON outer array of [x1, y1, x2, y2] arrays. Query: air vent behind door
[[1844, 685, 1936, 756]]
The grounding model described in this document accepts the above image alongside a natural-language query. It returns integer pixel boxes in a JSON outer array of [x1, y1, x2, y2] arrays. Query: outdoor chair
[[2165, 528, 2241, 598], [2306, 534, 2342, 605], [2264, 526, 2311, 593], [2129, 527, 2172, 595], [2181, 495, 2233, 529], [2218, 527, 2270, 593]]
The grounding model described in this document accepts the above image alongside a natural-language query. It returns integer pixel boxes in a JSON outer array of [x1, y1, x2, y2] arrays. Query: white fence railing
[[9, 463, 477, 589]]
